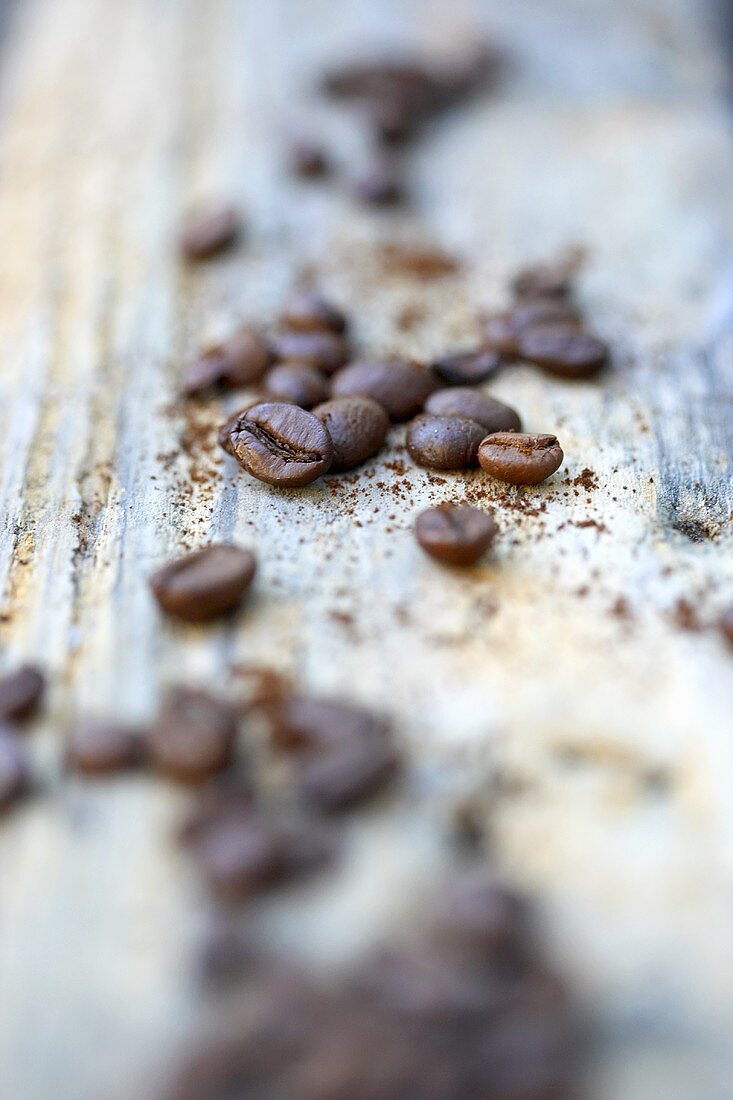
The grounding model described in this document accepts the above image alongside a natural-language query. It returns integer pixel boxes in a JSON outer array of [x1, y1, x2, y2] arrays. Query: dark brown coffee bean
[[271, 330, 349, 375], [352, 165, 405, 206], [0, 664, 45, 723], [312, 396, 389, 472], [180, 204, 241, 261], [65, 722, 144, 775], [482, 301, 582, 358], [182, 330, 272, 396], [331, 358, 438, 421], [150, 544, 256, 622], [511, 260, 575, 300], [288, 141, 330, 179], [149, 689, 238, 783], [280, 292, 347, 335], [516, 325, 608, 378], [264, 363, 329, 409], [424, 388, 522, 433], [720, 604, 733, 647], [270, 696, 397, 812], [415, 504, 497, 566], [0, 725, 29, 812], [478, 432, 564, 485], [432, 349, 501, 385], [225, 402, 333, 487], [406, 414, 485, 471]]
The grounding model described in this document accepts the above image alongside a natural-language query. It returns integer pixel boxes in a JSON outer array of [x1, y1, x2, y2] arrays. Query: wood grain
[[0, 1, 732, 1098]]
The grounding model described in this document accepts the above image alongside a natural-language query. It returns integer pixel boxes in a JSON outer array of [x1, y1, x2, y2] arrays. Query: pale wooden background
[[0, 0, 732, 1097]]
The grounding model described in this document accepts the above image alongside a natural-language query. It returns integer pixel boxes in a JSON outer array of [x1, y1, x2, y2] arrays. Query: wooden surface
[[0, 0, 732, 1097]]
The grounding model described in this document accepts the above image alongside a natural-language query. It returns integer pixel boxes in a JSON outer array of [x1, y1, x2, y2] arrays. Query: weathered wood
[[0, 0, 732, 1097]]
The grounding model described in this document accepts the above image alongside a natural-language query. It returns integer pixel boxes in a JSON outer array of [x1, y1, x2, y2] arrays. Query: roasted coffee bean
[[478, 432, 564, 485], [271, 696, 397, 812], [0, 664, 45, 722], [149, 689, 238, 783], [180, 204, 241, 261], [424, 388, 521, 433], [720, 604, 733, 647], [331, 358, 438, 421], [288, 140, 330, 179], [406, 414, 485, 471], [436, 875, 529, 957], [516, 325, 608, 378], [352, 165, 405, 206], [150, 544, 256, 622], [415, 504, 497, 566], [271, 330, 349, 374], [482, 301, 582, 358], [511, 259, 575, 300], [182, 330, 272, 396], [65, 722, 144, 775], [312, 396, 389, 471], [280, 292, 347, 335], [432, 349, 501, 385], [264, 363, 329, 409], [224, 402, 333, 487], [0, 725, 29, 812]]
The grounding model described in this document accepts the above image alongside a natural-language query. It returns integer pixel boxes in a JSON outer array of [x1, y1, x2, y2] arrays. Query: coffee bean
[[478, 432, 564, 485], [482, 301, 582, 358], [312, 396, 389, 471], [150, 544, 256, 622], [182, 330, 272, 396], [180, 204, 241, 261], [352, 165, 405, 205], [288, 140, 330, 179], [415, 504, 497, 566], [271, 330, 349, 374], [432, 349, 501, 385], [280, 292, 347, 335], [516, 325, 608, 378], [270, 696, 397, 812], [217, 403, 258, 455], [331, 358, 438, 421], [0, 726, 29, 812], [406, 414, 485, 471], [511, 260, 574, 300], [224, 402, 333, 487], [149, 688, 238, 782], [0, 664, 45, 723], [264, 363, 329, 409], [720, 604, 733, 647], [65, 722, 144, 775], [424, 388, 522, 433]]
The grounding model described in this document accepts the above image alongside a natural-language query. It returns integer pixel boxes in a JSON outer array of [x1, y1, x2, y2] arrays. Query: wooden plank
[[0, 0, 731, 1097]]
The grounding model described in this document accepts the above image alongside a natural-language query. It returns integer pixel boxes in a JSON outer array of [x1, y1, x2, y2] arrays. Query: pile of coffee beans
[[163, 874, 580, 1100]]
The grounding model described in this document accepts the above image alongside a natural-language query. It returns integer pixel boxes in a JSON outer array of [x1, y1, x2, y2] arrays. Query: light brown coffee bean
[[264, 363, 329, 409], [182, 330, 272, 396], [331, 358, 438, 421], [516, 325, 608, 378], [224, 402, 334, 487], [406, 414, 485, 470], [478, 432, 564, 485], [415, 504, 497, 566], [312, 396, 389, 471], [424, 388, 521, 433], [150, 544, 257, 622], [149, 689, 238, 783], [271, 331, 349, 374]]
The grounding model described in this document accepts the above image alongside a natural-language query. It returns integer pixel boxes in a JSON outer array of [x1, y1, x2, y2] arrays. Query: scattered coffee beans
[[182, 330, 272, 396], [271, 330, 349, 374], [280, 292, 347, 335], [149, 689, 238, 782], [65, 722, 144, 775], [0, 664, 45, 723], [415, 504, 497, 566], [406, 414, 485, 471], [223, 402, 334, 487], [516, 325, 608, 378], [150, 544, 256, 622], [180, 204, 241, 261], [288, 140, 330, 179], [313, 396, 389, 471], [331, 358, 438, 421], [0, 725, 29, 812], [424, 387, 521, 433], [478, 432, 564, 485], [264, 362, 329, 408], [432, 348, 501, 385]]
